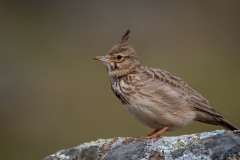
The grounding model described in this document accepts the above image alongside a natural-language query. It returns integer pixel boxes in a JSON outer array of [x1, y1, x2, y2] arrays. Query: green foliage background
[[0, 1, 239, 159]]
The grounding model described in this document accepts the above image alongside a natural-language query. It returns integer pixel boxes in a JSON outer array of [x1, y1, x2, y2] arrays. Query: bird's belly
[[123, 99, 196, 130]]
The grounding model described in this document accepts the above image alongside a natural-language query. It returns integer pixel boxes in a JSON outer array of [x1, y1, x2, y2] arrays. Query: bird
[[93, 30, 238, 138]]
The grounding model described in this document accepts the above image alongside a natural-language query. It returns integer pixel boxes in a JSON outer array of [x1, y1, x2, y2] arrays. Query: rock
[[43, 130, 240, 160]]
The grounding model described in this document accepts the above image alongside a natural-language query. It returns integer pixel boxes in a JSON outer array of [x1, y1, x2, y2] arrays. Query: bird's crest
[[108, 29, 137, 57], [121, 29, 130, 42]]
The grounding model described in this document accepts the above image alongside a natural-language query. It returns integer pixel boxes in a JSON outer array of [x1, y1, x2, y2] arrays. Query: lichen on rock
[[43, 130, 240, 160]]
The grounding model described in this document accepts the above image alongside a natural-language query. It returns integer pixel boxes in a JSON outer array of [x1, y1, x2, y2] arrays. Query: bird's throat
[[110, 68, 131, 78], [109, 63, 140, 78]]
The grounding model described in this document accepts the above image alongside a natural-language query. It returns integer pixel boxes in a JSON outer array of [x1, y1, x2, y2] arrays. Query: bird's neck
[[109, 64, 140, 79]]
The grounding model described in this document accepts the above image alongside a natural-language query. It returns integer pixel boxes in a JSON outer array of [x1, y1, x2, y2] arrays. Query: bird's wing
[[189, 95, 223, 117], [151, 67, 223, 117]]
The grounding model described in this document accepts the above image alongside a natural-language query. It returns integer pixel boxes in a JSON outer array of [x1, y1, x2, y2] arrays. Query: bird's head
[[93, 30, 140, 77]]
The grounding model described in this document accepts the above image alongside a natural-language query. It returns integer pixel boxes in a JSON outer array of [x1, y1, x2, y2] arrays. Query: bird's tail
[[219, 118, 238, 131], [195, 110, 238, 131]]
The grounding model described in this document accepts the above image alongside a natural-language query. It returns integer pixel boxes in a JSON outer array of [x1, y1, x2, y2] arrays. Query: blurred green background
[[0, 1, 239, 159]]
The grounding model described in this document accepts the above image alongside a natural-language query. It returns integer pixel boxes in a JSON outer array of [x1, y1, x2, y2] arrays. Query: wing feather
[[151, 67, 223, 117]]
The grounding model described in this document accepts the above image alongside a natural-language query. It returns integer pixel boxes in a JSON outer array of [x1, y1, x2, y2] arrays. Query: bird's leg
[[146, 129, 159, 136], [143, 126, 170, 139]]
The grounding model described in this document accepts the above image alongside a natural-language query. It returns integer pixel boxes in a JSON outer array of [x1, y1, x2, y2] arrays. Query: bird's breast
[[111, 80, 131, 105]]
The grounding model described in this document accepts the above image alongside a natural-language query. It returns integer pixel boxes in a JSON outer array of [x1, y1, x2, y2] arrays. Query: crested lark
[[93, 30, 238, 138]]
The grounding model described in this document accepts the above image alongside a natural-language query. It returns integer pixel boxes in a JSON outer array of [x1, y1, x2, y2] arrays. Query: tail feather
[[219, 118, 238, 131], [195, 110, 238, 131]]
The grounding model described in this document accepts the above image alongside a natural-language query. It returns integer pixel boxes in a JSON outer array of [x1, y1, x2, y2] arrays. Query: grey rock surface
[[43, 130, 240, 160]]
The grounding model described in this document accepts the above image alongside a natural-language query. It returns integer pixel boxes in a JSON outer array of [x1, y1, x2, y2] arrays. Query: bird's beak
[[93, 56, 108, 63]]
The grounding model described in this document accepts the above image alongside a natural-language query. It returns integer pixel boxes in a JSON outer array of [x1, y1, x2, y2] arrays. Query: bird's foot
[[140, 126, 170, 140]]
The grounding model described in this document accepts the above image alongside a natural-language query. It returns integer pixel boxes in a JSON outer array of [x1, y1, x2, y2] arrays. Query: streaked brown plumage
[[93, 30, 238, 138]]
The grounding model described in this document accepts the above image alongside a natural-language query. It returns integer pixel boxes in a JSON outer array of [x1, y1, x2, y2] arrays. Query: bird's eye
[[116, 55, 123, 60]]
